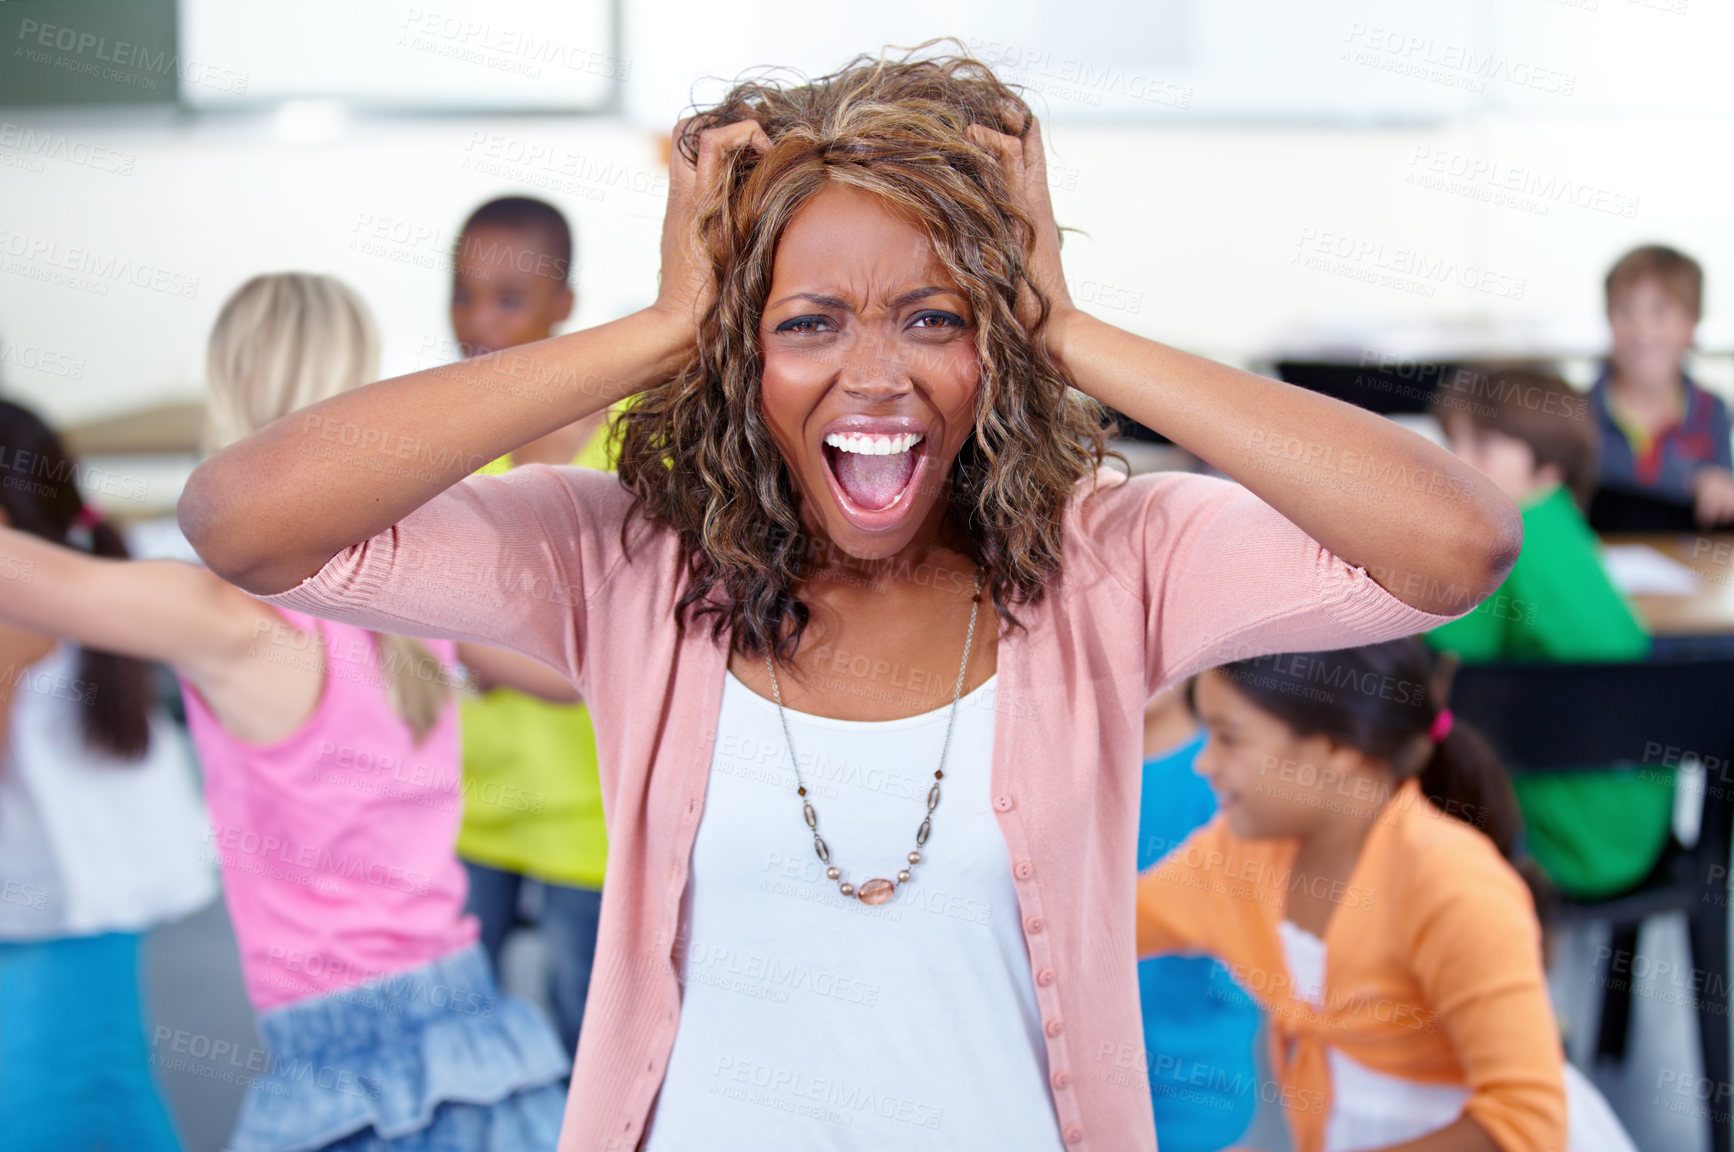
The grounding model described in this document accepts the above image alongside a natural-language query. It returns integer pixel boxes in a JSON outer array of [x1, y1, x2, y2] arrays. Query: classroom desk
[[1600, 532, 1734, 654]]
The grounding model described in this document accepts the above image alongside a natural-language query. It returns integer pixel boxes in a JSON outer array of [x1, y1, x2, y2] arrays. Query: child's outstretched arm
[[179, 118, 770, 597], [971, 123, 1521, 616], [0, 525, 287, 695]]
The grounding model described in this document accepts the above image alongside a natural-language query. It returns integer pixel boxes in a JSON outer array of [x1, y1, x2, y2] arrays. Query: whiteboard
[[965, 0, 1483, 123], [620, 0, 1486, 128], [178, 0, 618, 110]]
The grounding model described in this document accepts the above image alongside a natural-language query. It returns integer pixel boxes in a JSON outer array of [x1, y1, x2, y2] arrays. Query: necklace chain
[[764, 568, 986, 906]]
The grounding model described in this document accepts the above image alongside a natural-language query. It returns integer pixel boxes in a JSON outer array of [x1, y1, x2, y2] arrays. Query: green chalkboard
[[1, 0, 180, 107]]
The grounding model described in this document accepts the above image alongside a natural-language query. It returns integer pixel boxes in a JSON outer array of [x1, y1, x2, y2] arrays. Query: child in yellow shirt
[[449, 197, 612, 1059]]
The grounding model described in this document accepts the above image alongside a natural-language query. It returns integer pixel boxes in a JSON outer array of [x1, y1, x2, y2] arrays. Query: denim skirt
[[228, 943, 570, 1152]]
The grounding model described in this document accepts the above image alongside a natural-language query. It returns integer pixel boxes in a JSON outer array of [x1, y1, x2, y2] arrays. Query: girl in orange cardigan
[[1136, 638, 1635, 1152]]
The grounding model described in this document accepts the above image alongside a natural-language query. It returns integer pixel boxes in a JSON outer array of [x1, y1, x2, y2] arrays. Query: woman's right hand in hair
[[182, 133, 768, 598], [650, 117, 771, 336], [181, 123, 771, 598]]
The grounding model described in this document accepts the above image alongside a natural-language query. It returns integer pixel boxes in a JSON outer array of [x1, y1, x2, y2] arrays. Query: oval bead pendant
[[856, 878, 896, 905]]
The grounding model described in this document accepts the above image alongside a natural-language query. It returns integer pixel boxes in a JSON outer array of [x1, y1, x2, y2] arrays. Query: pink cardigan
[[261, 464, 1461, 1151]]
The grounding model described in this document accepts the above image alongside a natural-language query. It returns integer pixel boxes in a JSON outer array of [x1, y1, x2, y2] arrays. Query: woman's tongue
[[831, 447, 916, 511]]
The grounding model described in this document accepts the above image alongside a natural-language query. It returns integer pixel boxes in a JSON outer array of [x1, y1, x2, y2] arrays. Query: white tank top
[[643, 670, 1065, 1151], [1278, 919, 1470, 1151], [0, 642, 215, 938]]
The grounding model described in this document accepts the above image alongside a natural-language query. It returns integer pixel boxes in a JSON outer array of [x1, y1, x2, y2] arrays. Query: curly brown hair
[[613, 43, 1121, 662]]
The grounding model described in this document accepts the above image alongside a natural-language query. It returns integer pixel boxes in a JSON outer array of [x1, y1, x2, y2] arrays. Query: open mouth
[[820, 430, 929, 531]]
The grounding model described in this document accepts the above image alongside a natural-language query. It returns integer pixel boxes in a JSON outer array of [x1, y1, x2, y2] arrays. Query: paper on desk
[[1599, 543, 1701, 596]]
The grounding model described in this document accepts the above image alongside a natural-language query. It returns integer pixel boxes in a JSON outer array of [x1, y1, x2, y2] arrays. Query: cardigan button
[[1052, 1069, 1071, 1089], [1064, 1123, 1084, 1144], [1014, 859, 1034, 880], [993, 793, 1015, 812], [1044, 1017, 1064, 1037], [1036, 966, 1056, 986], [1024, 916, 1045, 935]]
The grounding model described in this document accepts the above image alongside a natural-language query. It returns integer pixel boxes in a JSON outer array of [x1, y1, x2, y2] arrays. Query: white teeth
[[824, 432, 924, 455]]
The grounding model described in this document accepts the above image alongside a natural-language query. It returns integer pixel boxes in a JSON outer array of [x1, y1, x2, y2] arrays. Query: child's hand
[[967, 117, 1078, 346], [652, 117, 771, 335], [1692, 466, 1734, 527]]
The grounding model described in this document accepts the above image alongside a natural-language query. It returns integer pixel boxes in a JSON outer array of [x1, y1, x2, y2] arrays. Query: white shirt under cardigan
[[1278, 920, 1638, 1152], [642, 670, 1066, 1151]]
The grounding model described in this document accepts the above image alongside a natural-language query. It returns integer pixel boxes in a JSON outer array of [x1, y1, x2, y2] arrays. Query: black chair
[[1274, 359, 1467, 417], [1588, 486, 1703, 533], [1451, 659, 1734, 1152]]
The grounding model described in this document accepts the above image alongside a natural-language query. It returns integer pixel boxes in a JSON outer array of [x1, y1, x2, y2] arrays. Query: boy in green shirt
[[1427, 366, 1664, 898], [449, 197, 611, 1060]]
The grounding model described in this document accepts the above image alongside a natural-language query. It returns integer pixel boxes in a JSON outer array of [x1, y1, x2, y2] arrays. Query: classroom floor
[[142, 899, 1708, 1151], [1554, 915, 1710, 1152]]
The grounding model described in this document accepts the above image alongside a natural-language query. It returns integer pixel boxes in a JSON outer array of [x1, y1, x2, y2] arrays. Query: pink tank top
[[179, 606, 478, 1012]]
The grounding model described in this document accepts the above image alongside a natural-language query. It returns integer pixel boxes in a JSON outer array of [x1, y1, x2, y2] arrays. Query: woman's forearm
[[178, 307, 688, 595], [1050, 311, 1521, 614]]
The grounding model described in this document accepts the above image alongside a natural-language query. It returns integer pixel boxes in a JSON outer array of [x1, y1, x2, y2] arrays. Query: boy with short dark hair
[[450, 196, 613, 1060], [1428, 366, 1662, 899], [1592, 244, 1734, 526], [451, 196, 606, 467]]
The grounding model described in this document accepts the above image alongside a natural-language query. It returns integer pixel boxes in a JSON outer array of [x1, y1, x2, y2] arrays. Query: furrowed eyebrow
[[889, 286, 955, 308], [767, 286, 960, 311], [768, 292, 850, 310]]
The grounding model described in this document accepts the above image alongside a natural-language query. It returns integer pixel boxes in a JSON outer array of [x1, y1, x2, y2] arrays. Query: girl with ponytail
[[0, 399, 216, 1152], [0, 274, 575, 1152], [1136, 637, 1634, 1152], [0, 402, 154, 758]]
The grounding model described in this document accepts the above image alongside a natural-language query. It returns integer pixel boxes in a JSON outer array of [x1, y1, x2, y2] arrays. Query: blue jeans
[[462, 861, 601, 1059], [0, 932, 184, 1152]]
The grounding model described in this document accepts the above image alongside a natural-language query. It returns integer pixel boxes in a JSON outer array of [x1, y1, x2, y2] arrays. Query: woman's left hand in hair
[[969, 122, 1521, 616], [967, 118, 1077, 344]]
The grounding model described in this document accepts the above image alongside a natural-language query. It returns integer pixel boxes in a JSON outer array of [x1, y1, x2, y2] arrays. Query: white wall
[[3, 0, 1732, 429], [0, 110, 668, 424]]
